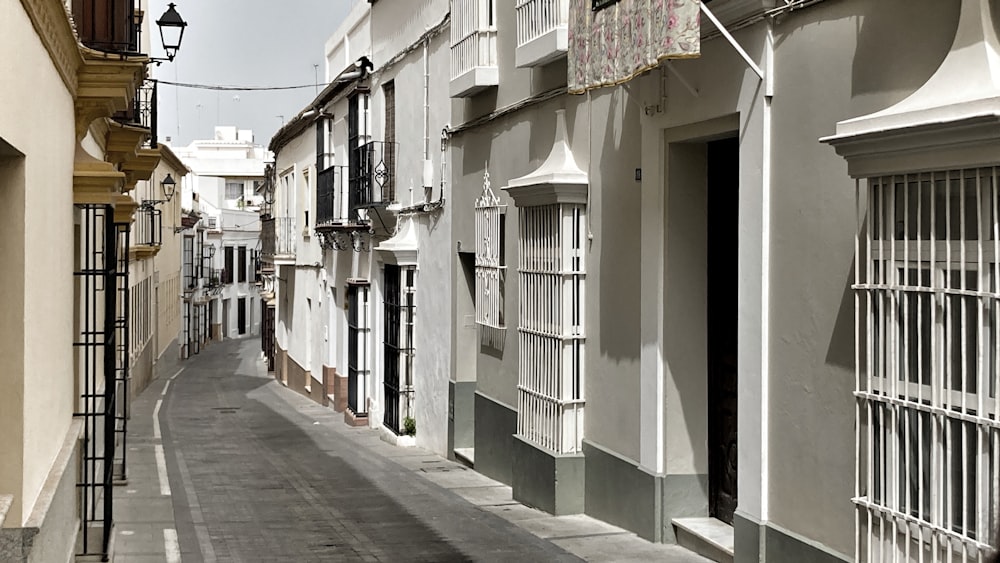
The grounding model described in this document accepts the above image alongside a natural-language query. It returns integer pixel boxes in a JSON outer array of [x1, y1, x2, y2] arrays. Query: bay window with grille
[[515, 202, 586, 454], [855, 169, 1000, 562]]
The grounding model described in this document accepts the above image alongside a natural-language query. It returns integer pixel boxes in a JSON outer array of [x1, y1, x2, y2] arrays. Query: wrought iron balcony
[[515, 0, 568, 67], [261, 216, 295, 262], [72, 0, 143, 55], [113, 79, 157, 148], [350, 141, 398, 209], [134, 203, 162, 247]]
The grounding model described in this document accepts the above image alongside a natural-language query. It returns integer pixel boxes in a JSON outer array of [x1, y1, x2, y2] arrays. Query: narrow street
[[115, 338, 708, 562]]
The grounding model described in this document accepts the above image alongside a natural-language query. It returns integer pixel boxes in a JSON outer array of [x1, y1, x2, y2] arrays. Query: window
[[516, 202, 586, 454], [183, 236, 195, 289], [475, 170, 506, 330], [224, 246, 234, 284], [383, 82, 396, 200], [383, 265, 415, 434], [225, 181, 243, 200], [859, 169, 1000, 559], [238, 246, 247, 283], [348, 283, 371, 415]]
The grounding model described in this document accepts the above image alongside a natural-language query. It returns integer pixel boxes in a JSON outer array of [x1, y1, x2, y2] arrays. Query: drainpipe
[[422, 38, 434, 202]]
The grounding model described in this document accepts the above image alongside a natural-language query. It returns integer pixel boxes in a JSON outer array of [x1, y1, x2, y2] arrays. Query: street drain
[[212, 407, 240, 414], [420, 465, 467, 473]]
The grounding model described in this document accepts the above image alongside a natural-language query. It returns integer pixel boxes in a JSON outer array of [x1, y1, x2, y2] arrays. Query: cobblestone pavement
[[117, 337, 709, 562]]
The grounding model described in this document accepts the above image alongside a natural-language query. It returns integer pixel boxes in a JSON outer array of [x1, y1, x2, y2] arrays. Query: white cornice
[[823, 0, 1000, 177], [504, 109, 588, 207]]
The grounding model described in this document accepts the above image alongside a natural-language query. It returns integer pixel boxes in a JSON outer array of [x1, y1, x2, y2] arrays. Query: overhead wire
[[156, 80, 327, 92]]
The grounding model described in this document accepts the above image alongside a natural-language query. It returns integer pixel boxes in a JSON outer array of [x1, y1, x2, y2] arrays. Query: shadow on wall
[[824, 259, 855, 371], [596, 87, 642, 363], [849, 0, 957, 98]]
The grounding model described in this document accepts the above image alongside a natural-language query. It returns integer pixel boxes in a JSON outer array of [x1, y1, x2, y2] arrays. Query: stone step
[[672, 517, 734, 563], [453, 447, 475, 468]]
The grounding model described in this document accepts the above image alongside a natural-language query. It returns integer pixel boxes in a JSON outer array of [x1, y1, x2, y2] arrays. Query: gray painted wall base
[[583, 440, 709, 543], [473, 392, 516, 485], [448, 381, 477, 457], [734, 512, 851, 563], [512, 435, 585, 515], [583, 439, 662, 541]]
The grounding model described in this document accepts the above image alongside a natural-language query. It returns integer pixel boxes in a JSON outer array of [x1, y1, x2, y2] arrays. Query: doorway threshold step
[[672, 517, 734, 563], [453, 448, 474, 468]]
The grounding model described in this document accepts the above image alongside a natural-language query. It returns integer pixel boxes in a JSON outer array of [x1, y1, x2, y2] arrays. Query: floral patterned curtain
[[568, 0, 700, 94]]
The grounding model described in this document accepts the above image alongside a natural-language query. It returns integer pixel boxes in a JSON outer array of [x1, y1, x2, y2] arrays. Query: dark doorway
[[383, 264, 402, 434], [707, 136, 738, 524], [238, 297, 246, 335]]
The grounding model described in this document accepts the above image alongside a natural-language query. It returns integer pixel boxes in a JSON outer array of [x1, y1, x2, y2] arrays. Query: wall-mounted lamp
[[143, 173, 177, 209], [161, 173, 177, 201], [152, 3, 188, 64]]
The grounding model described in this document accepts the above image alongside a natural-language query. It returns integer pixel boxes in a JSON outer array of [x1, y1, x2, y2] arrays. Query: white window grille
[[225, 181, 243, 200], [450, 0, 498, 95], [517, 202, 586, 454], [856, 168, 1000, 562], [476, 169, 506, 330], [348, 283, 371, 415], [515, 0, 568, 67]]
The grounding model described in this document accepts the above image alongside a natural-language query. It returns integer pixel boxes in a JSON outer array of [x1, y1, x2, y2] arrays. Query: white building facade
[[266, 0, 454, 454], [174, 127, 266, 356], [261, 0, 1000, 561]]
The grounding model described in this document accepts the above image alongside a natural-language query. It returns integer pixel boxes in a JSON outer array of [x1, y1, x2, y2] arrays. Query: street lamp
[[155, 3, 188, 63], [161, 173, 177, 202]]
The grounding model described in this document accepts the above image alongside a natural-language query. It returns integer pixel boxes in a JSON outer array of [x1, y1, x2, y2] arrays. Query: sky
[[148, 0, 358, 148]]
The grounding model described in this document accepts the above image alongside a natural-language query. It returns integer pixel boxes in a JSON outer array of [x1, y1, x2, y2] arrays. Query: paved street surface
[[114, 338, 709, 562]]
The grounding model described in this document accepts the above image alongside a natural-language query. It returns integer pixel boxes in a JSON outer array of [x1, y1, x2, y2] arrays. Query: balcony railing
[[261, 216, 295, 260], [515, 0, 568, 67], [72, 0, 142, 55], [317, 165, 351, 225], [204, 268, 223, 290], [450, 0, 498, 97], [351, 141, 398, 209], [134, 204, 161, 247], [113, 79, 157, 148]]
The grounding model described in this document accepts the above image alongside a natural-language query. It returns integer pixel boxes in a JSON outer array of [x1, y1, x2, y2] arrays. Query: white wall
[[0, 0, 77, 526]]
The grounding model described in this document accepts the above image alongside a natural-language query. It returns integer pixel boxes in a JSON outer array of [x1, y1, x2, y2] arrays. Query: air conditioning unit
[[206, 216, 218, 230]]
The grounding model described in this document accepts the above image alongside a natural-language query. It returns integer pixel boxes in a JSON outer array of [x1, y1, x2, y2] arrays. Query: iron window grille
[[516, 202, 586, 454], [182, 235, 195, 290], [73, 204, 130, 559], [856, 168, 1000, 562], [348, 282, 371, 416], [475, 169, 506, 331], [316, 165, 349, 225]]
